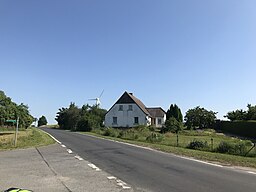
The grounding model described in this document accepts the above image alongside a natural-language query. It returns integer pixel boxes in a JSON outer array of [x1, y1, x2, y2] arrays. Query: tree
[[184, 106, 217, 129], [225, 104, 256, 121], [0, 90, 34, 127], [55, 103, 107, 131], [166, 104, 183, 122], [224, 109, 246, 121], [162, 117, 183, 133], [245, 104, 256, 120], [55, 103, 80, 131], [38, 116, 47, 127]]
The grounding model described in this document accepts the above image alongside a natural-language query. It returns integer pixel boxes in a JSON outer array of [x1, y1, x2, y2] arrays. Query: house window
[[128, 105, 133, 111], [113, 117, 117, 124], [119, 105, 123, 111], [157, 118, 162, 125], [134, 117, 139, 124]]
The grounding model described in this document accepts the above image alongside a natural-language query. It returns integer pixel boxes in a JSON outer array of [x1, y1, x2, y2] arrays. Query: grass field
[[0, 127, 55, 150]]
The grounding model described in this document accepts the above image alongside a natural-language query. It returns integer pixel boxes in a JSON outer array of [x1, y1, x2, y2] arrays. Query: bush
[[162, 117, 183, 133], [121, 129, 140, 140], [148, 126, 156, 132], [187, 140, 209, 150], [77, 117, 92, 132], [103, 128, 119, 137], [146, 133, 163, 143], [216, 141, 247, 155]]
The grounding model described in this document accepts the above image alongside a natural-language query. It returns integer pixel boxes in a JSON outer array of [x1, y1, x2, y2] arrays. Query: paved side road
[[0, 144, 134, 192]]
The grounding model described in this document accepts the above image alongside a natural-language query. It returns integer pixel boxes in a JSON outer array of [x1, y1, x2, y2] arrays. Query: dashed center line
[[74, 155, 84, 161], [107, 176, 117, 180], [67, 149, 73, 154], [88, 163, 101, 171], [61, 144, 66, 148]]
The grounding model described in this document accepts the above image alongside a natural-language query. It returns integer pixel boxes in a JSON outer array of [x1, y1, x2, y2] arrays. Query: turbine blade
[[99, 90, 104, 98]]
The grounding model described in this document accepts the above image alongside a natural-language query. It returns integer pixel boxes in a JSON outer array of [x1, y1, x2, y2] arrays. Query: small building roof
[[146, 107, 166, 118]]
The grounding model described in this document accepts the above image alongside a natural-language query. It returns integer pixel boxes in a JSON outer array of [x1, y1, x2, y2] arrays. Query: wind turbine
[[89, 90, 104, 107]]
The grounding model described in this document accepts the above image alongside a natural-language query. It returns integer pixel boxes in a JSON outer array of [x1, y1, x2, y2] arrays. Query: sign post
[[14, 117, 19, 147]]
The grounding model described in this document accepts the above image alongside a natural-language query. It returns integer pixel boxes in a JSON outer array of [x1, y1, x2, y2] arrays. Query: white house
[[104, 91, 166, 128]]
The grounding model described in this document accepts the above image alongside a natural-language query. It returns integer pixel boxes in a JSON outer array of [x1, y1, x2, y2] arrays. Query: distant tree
[[245, 104, 256, 120], [184, 106, 217, 129], [55, 103, 107, 131], [58, 102, 80, 131], [38, 116, 48, 127], [224, 109, 247, 121], [162, 117, 183, 133], [225, 104, 256, 121], [166, 104, 183, 122]]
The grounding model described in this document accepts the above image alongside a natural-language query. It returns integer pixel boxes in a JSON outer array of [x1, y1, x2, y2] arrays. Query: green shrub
[[146, 133, 163, 143], [162, 117, 183, 133], [103, 128, 119, 137], [187, 140, 209, 150], [122, 129, 140, 140], [216, 141, 247, 155], [148, 126, 156, 132]]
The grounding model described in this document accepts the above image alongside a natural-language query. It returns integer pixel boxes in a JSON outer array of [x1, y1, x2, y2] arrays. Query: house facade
[[104, 92, 166, 128]]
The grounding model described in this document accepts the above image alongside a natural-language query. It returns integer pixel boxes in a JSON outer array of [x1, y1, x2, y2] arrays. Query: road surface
[[42, 127, 256, 192]]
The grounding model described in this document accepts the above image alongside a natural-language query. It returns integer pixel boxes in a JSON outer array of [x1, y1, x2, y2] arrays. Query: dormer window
[[119, 105, 123, 111]]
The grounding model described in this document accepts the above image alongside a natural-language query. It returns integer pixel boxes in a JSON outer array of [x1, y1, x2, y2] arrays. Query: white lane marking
[[88, 163, 101, 171], [107, 176, 131, 189], [116, 179, 131, 189], [247, 171, 256, 175], [122, 186, 131, 189], [116, 179, 127, 185], [177, 156, 223, 168], [61, 144, 66, 148], [67, 149, 73, 154], [107, 176, 117, 180], [39, 129, 62, 144], [74, 155, 83, 161]]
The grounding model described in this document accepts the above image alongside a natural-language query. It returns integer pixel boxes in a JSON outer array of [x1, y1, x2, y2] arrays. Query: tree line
[[55, 103, 107, 131], [0, 90, 34, 128], [163, 103, 256, 133], [55, 101, 256, 133]]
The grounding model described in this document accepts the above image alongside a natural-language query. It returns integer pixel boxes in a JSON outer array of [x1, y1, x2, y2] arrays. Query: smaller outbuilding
[[146, 107, 166, 128], [104, 91, 166, 128]]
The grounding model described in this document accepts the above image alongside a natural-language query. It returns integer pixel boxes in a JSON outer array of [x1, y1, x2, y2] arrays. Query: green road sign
[[6, 119, 17, 123]]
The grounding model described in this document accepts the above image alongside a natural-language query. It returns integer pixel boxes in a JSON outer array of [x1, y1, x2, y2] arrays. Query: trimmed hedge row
[[215, 121, 256, 140]]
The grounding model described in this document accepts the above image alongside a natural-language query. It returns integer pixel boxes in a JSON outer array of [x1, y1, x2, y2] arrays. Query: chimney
[[129, 93, 133, 95]]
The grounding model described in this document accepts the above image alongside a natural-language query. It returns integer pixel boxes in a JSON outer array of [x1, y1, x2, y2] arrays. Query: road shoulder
[[0, 143, 133, 192]]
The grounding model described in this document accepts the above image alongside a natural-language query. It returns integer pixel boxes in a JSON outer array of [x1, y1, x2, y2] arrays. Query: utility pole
[[14, 117, 19, 147]]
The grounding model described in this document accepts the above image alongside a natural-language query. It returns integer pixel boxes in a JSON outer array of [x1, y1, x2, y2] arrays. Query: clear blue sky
[[1, 0, 256, 124]]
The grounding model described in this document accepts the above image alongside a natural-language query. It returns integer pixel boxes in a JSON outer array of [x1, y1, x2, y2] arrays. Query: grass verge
[[82, 132, 256, 169], [0, 127, 55, 150]]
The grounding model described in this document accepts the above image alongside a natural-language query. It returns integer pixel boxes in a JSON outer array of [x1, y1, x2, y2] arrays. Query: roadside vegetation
[[55, 102, 256, 168], [0, 127, 55, 150], [0, 90, 34, 128], [85, 129, 256, 168]]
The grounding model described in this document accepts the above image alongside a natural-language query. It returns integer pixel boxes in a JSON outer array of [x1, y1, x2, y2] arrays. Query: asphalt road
[[42, 127, 256, 192]]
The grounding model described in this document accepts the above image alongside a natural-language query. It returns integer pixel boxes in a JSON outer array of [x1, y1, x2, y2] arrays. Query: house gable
[[106, 91, 150, 116]]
